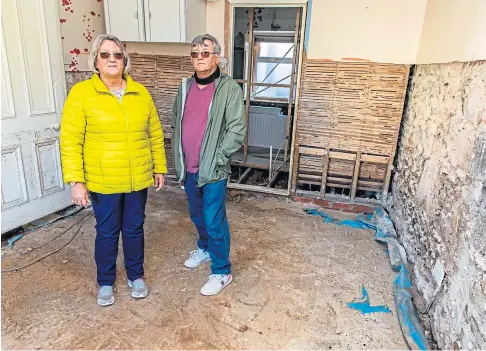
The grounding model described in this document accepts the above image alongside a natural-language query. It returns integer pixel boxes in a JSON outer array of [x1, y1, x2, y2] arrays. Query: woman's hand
[[71, 183, 89, 207], [154, 174, 165, 191]]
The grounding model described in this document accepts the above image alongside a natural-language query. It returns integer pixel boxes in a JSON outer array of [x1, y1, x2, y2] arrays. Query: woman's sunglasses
[[99, 51, 124, 60], [190, 51, 216, 59]]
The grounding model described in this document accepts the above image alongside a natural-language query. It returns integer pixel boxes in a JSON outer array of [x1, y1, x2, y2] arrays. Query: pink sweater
[[181, 81, 215, 173]]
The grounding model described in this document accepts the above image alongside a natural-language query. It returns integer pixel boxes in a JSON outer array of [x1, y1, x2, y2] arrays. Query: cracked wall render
[[391, 61, 486, 349]]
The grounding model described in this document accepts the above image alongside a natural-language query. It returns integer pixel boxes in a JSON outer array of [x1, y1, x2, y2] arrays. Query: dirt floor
[[1, 187, 407, 350]]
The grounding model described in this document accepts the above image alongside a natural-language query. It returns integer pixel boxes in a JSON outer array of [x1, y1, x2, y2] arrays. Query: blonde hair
[[88, 34, 131, 74]]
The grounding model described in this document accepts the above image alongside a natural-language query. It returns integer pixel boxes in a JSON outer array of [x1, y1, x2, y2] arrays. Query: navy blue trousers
[[90, 189, 148, 286]]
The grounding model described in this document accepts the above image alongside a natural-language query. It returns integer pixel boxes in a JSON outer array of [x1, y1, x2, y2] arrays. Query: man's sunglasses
[[99, 51, 124, 60], [190, 51, 216, 59]]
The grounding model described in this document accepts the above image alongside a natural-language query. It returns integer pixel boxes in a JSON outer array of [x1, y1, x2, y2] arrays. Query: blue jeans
[[90, 189, 148, 286], [184, 172, 231, 275]]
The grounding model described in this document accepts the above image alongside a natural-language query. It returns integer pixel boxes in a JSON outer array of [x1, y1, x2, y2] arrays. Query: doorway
[[227, 5, 306, 195], [1, 0, 71, 234]]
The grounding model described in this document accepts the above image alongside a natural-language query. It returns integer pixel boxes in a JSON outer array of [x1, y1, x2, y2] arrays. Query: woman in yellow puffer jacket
[[60, 34, 167, 307]]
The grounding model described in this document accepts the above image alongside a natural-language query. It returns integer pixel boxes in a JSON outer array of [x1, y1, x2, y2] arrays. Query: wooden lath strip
[[320, 149, 330, 196], [351, 151, 361, 202]]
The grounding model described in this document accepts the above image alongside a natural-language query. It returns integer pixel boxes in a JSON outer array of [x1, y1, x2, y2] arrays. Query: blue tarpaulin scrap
[[304, 207, 430, 350], [347, 285, 392, 314], [7, 234, 24, 248]]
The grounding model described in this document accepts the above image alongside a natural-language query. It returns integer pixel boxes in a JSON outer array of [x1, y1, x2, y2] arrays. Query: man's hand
[[71, 183, 89, 207], [154, 174, 165, 191]]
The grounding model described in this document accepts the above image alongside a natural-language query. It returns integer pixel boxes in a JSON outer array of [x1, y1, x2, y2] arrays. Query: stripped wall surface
[[130, 54, 193, 132], [391, 61, 486, 349], [292, 54, 409, 200]]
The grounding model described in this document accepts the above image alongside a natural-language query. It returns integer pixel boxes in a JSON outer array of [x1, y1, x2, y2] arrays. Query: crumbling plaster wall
[[390, 61, 486, 349]]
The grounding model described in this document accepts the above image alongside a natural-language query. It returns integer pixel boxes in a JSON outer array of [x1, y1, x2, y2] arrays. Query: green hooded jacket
[[171, 73, 245, 187]]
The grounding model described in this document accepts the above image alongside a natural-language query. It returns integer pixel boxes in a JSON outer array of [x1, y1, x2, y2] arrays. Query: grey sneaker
[[127, 278, 148, 298], [97, 286, 114, 306]]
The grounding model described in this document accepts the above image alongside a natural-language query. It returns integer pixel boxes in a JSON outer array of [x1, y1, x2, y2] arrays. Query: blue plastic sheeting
[[304, 207, 430, 350], [347, 285, 392, 314], [7, 234, 24, 248], [303, 209, 371, 229]]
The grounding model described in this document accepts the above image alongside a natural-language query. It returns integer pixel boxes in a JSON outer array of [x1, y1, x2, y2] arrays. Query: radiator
[[247, 106, 287, 149]]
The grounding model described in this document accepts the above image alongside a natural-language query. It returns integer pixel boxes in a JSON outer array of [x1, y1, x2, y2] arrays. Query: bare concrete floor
[[2, 187, 406, 350]]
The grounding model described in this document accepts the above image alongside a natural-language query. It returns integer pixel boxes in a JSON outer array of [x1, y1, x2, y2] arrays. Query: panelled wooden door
[[1, 0, 71, 234]]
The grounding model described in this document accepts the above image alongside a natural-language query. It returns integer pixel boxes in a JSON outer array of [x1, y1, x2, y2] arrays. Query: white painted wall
[[305, 0, 428, 63], [416, 0, 486, 63]]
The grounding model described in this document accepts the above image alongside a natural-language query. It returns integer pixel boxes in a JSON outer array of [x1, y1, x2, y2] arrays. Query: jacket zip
[[124, 107, 134, 191], [177, 78, 188, 182], [110, 91, 134, 191]]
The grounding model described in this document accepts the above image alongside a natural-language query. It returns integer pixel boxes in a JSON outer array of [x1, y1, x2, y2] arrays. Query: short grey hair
[[88, 34, 131, 74], [190, 34, 221, 55]]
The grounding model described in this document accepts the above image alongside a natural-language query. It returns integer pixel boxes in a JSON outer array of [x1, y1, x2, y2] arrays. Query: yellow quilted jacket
[[60, 73, 167, 194]]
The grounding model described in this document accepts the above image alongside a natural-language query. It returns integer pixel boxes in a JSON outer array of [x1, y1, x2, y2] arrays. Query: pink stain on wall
[[61, 0, 73, 13], [59, 0, 103, 71]]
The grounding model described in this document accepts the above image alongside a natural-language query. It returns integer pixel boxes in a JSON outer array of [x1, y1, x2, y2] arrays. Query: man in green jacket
[[171, 34, 245, 295]]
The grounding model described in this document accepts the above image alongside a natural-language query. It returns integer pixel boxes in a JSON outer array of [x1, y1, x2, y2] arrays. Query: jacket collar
[[186, 70, 230, 91], [91, 73, 140, 94]]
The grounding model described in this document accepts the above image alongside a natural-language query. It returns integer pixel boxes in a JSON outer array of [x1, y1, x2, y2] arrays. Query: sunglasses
[[190, 51, 216, 59], [99, 51, 124, 60]]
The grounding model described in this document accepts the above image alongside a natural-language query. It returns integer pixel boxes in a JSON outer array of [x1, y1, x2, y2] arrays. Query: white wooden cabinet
[[104, 0, 206, 43], [104, 0, 146, 42]]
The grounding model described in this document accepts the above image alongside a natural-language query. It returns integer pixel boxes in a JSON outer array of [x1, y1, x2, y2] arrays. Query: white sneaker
[[200, 274, 233, 296], [184, 248, 210, 268]]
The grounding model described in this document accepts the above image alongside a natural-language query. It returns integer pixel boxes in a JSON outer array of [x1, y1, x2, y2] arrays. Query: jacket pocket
[[214, 163, 230, 181]]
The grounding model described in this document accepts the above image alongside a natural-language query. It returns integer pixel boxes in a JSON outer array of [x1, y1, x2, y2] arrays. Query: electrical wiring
[[1, 212, 94, 273]]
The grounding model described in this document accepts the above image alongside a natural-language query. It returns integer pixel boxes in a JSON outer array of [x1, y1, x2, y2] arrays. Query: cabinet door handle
[[134, 11, 138, 19], [149, 12, 152, 20]]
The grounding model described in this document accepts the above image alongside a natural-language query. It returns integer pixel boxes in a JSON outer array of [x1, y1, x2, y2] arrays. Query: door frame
[[226, 0, 308, 196]]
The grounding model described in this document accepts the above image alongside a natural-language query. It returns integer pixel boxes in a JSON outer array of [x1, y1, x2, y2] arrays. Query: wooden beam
[[228, 183, 288, 196], [351, 151, 362, 202], [283, 7, 301, 162], [236, 167, 252, 184], [243, 8, 254, 162], [230, 160, 289, 172], [224, 0, 230, 59], [290, 144, 300, 194], [320, 149, 330, 197], [299, 146, 325, 155], [329, 151, 356, 161], [299, 174, 321, 180], [286, 2, 308, 194], [382, 162, 394, 200], [326, 176, 351, 184], [357, 179, 383, 188], [361, 154, 388, 164]]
